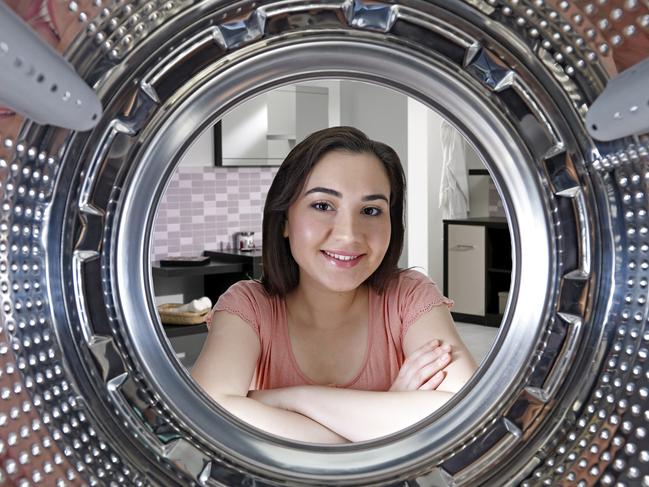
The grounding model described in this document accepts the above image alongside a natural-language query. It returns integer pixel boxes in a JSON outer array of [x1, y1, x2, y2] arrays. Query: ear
[[283, 218, 289, 238]]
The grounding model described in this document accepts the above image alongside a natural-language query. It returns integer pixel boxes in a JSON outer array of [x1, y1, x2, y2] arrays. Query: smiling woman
[[190, 126, 478, 442]]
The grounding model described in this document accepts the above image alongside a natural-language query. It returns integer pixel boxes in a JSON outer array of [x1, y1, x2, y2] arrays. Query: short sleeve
[[396, 269, 454, 339], [205, 281, 265, 338]]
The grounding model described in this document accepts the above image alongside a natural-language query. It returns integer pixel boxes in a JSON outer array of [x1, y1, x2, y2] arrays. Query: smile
[[320, 250, 366, 268], [322, 250, 362, 261]]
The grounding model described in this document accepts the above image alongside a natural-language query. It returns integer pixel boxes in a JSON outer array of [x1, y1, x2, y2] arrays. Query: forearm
[[251, 387, 454, 442], [214, 393, 349, 444]]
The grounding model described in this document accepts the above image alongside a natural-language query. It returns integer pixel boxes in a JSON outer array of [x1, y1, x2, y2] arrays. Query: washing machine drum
[[0, 0, 648, 485]]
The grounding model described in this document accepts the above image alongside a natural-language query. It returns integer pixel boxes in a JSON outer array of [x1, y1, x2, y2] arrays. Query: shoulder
[[399, 268, 435, 284], [207, 280, 277, 332], [215, 279, 277, 316], [381, 268, 453, 324], [386, 268, 438, 295], [219, 279, 270, 302]]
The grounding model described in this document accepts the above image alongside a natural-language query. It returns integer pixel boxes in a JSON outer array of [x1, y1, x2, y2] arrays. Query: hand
[[389, 340, 452, 392]]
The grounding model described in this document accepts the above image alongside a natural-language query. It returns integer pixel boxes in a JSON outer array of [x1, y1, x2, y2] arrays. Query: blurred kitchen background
[[151, 80, 510, 371]]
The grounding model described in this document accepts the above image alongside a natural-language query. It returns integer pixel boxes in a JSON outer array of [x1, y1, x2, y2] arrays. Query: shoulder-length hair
[[261, 126, 406, 296]]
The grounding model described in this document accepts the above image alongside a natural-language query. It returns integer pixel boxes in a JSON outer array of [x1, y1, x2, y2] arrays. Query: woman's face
[[283, 150, 392, 294]]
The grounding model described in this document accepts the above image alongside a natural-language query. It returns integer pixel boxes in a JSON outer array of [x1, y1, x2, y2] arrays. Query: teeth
[[324, 250, 359, 261]]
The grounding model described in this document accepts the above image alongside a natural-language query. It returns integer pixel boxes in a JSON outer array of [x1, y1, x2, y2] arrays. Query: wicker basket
[[157, 303, 209, 325]]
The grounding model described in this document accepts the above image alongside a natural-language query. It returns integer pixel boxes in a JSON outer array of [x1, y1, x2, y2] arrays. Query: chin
[[317, 272, 372, 293], [326, 282, 361, 293]]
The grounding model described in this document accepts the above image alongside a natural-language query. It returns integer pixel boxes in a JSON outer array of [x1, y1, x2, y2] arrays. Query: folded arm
[[250, 305, 478, 442], [192, 304, 476, 443], [250, 386, 454, 442], [191, 311, 349, 444]]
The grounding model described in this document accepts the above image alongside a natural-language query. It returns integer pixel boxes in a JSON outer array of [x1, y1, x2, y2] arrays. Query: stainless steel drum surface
[[0, 0, 648, 485]]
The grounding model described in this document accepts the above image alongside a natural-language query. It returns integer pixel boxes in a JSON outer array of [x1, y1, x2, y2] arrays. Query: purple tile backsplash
[[151, 165, 505, 263], [151, 166, 278, 262]]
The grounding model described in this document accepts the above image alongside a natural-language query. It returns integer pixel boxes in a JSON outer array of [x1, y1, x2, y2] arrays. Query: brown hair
[[261, 126, 406, 296]]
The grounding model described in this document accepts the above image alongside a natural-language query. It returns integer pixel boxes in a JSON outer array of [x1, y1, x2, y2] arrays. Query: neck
[[286, 281, 368, 331]]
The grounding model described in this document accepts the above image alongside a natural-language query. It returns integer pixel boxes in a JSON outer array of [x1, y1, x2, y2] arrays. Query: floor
[[455, 322, 500, 365]]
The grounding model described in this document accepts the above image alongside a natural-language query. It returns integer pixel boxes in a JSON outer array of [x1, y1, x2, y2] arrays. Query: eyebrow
[[304, 186, 389, 203]]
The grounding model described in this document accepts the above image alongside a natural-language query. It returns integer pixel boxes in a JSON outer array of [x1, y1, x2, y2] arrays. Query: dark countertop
[[203, 248, 263, 261], [151, 260, 245, 278]]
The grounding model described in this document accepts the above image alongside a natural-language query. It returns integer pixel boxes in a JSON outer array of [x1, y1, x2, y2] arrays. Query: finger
[[407, 345, 451, 376], [396, 342, 450, 390], [428, 343, 452, 362], [406, 339, 441, 362], [397, 354, 448, 392], [412, 353, 451, 386], [419, 370, 446, 390]]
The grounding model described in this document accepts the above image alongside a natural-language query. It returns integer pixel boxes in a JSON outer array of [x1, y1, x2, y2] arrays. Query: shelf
[[487, 267, 511, 274], [443, 217, 507, 227], [485, 313, 504, 327], [450, 311, 503, 327]]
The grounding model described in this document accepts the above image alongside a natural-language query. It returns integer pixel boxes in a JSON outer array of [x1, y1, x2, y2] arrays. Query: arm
[[401, 304, 478, 393], [191, 310, 349, 444], [250, 304, 478, 442], [250, 386, 454, 442]]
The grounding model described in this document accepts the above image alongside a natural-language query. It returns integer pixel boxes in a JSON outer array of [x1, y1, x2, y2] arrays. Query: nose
[[331, 209, 361, 243]]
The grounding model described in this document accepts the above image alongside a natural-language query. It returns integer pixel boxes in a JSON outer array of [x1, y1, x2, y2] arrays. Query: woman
[[191, 126, 477, 443]]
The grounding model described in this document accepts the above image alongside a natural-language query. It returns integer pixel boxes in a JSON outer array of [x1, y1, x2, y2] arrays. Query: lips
[[320, 250, 365, 268]]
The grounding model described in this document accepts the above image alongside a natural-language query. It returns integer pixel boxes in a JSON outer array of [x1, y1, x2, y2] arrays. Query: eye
[[311, 201, 334, 212], [362, 207, 383, 216]]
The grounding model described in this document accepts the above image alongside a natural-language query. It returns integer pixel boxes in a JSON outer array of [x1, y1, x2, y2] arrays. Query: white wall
[[339, 81, 408, 164], [178, 125, 213, 167], [426, 111, 446, 289], [406, 99, 430, 277], [299, 79, 341, 127]]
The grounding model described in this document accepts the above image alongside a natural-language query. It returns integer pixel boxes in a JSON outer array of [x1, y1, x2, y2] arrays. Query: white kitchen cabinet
[[447, 224, 486, 316], [444, 218, 511, 326], [266, 87, 297, 160], [217, 83, 328, 166], [220, 95, 269, 165]]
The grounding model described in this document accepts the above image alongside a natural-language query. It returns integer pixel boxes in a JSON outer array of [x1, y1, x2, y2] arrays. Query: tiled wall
[[151, 165, 506, 263], [151, 166, 278, 262]]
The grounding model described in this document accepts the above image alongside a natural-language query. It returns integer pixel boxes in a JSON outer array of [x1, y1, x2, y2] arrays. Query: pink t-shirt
[[205, 269, 453, 391]]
